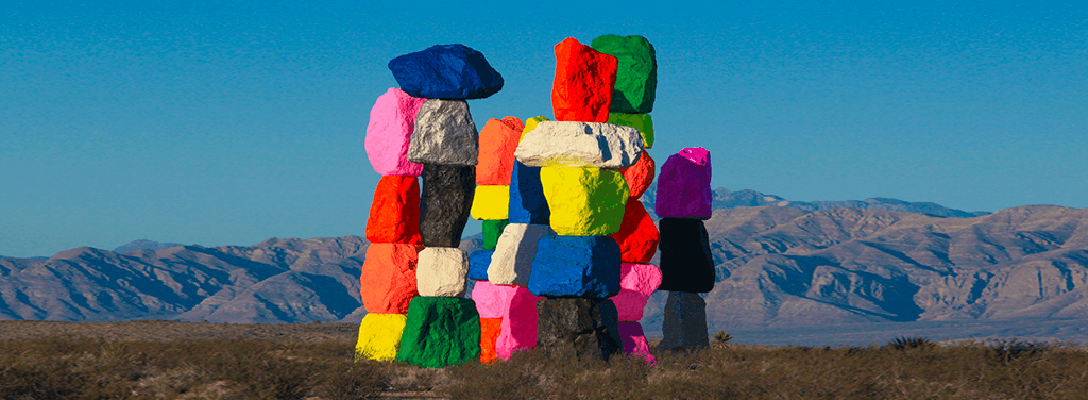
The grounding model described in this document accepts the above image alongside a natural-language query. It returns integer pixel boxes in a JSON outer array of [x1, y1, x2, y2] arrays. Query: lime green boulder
[[591, 35, 657, 114], [607, 113, 654, 149], [396, 297, 481, 368], [482, 219, 510, 250], [541, 166, 630, 236]]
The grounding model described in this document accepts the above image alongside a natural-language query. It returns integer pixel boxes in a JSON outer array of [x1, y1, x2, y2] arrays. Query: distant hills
[[3, 188, 1086, 344]]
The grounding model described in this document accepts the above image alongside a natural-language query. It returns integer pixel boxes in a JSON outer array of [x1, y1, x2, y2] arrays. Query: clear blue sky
[[2, 1, 1086, 256]]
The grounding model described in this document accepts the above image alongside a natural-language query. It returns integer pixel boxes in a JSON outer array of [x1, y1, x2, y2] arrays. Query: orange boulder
[[476, 117, 525, 185], [610, 199, 660, 264], [365, 176, 423, 245], [359, 243, 423, 314], [479, 317, 503, 364], [620, 150, 655, 199], [551, 37, 617, 123]]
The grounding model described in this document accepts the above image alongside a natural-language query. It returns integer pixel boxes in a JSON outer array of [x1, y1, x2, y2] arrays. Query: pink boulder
[[611, 263, 662, 321], [496, 286, 542, 360], [618, 321, 656, 364], [472, 280, 513, 319], [655, 147, 712, 219], [365, 87, 427, 177]]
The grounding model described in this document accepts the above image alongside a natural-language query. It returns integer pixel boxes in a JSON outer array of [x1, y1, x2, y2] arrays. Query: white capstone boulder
[[514, 121, 643, 169]]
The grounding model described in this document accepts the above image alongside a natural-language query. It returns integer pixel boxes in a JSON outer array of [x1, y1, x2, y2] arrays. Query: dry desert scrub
[[1, 334, 1087, 399]]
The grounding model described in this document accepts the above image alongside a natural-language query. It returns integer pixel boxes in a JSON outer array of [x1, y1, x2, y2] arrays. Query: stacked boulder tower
[[357, 34, 712, 367]]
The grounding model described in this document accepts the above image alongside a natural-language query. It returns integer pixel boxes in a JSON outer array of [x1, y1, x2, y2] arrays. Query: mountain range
[[3, 188, 1086, 345]]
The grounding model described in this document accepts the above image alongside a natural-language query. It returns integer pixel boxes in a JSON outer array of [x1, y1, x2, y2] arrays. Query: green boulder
[[591, 35, 657, 114], [606, 113, 654, 149], [396, 297, 481, 368], [482, 219, 510, 250]]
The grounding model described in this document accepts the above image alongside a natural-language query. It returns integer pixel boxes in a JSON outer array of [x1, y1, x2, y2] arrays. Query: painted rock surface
[[508, 161, 549, 224], [551, 37, 617, 123], [528, 235, 622, 299], [591, 35, 657, 114], [611, 263, 663, 321], [610, 199, 659, 264], [515, 121, 643, 169], [606, 113, 654, 149], [356, 313, 408, 362], [541, 166, 629, 236], [481, 219, 509, 250], [656, 147, 712, 219], [396, 297, 481, 368], [479, 317, 502, 364], [365, 176, 422, 245], [471, 280, 508, 319], [477, 117, 524, 185], [365, 87, 426, 176], [488, 223, 554, 287], [619, 149, 655, 199], [408, 99, 479, 166], [470, 185, 510, 220], [535, 298, 621, 362], [657, 218, 716, 293], [420, 164, 475, 247], [659, 291, 710, 351], [359, 243, 422, 314], [468, 249, 494, 281], [416, 247, 469, 297], [617, 321, 656, 364], [388, 44, 504, 100], [495, 286, 541, 360], [520, 115, 549, 140]]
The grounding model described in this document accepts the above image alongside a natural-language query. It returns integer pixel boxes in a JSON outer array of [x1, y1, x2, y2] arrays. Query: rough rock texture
[[365, 87, 427, 176], [521, 115, 549, 140], [611, 199, 660, 264], [481, 219, 509, 250], [488, 223, 554, 287], [659, 291, 709, 351], [515, 121, 644, 169], [606, 113, 654, 149], [356, 313, 408, 362], [477, 117, 524, 185], [657, 218, 716, 293], [365, 176, 422, 245], [617, 321, 655, 364], [591, 35, 657, 114], [396, 297, 481, 368], [408, 99, 479, 166], [388, 44, 504, 100], [508, 161, 549, 224], [359, 244, 423, 314], [479, 317, 502, 364], [620, 150, 655, 200], [420, 164, 475, 247], [656, 147, 712, 219], [535, 298, 621, 362], [529, 235, 622, 299], [416, 247, 469, 297], [551, 37, 617, 123], [612, 263, 663, 321], [470, 280, 507, 319], [467, 250, 493, 281], [470, 185, 510, 220], [496, 286, 542, 360], [541, 166, 629, 236]]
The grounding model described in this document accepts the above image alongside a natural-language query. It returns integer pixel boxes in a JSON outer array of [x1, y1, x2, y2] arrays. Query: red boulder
[[610, 199, 660, 264], [365, 176, 423, 245], [359, 243, 423, 314], [620, 150, 655, 199], [551, 37, 617, 123], [476, 116, 525, 185]]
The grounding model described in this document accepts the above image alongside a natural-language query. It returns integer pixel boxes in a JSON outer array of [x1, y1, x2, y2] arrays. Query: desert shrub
[[886, 335, 935, 350]]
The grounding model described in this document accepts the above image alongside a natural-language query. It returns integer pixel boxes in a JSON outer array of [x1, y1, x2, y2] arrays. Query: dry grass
[[0, 323, 1086, 399]]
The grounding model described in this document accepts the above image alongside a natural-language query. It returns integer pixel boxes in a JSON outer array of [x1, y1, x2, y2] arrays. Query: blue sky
[[2, 1, 1086, 256]]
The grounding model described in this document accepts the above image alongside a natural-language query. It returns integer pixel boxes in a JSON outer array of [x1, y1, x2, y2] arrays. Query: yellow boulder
[[355, 313, 408, 362], [541, 166, 629, 236], [520, 116, 550, 141], [471, 185, 511, 220]]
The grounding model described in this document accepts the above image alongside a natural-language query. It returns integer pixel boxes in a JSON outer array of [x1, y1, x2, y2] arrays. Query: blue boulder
[[528, 236, 622, 298], [468, 250, 494, 281], [508, 161, 550, 224], [388, 44, 504, 100]]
